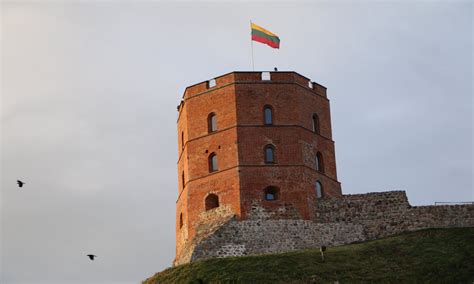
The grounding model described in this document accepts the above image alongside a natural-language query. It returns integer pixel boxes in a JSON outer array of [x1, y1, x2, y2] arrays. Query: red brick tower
[[175, 71, 342, 262]]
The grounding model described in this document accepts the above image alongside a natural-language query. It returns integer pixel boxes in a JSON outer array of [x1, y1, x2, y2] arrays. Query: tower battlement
[[179, 71, 327, 102]]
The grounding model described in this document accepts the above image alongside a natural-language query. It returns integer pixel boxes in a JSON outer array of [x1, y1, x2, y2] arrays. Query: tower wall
[[175, 71, 342, 263], [176, 80, 242, 259]]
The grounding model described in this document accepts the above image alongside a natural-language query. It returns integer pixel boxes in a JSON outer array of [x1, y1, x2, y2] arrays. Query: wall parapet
[[181, 71, 327, 101]]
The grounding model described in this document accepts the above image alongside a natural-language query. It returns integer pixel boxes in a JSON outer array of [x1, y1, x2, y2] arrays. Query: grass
[[143, 228, 474, 283]]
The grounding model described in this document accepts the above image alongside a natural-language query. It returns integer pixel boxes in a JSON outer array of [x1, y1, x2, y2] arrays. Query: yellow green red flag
[[251, 22, 280, 49]]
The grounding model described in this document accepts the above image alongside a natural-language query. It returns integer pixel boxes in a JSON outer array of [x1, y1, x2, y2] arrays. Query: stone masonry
[[176, 191, 474, 264]]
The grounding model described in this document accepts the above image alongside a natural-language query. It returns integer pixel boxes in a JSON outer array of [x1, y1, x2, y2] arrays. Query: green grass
[[143, 228, 474, 283]]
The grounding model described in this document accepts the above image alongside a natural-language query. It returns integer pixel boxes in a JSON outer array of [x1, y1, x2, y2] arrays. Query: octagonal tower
[[175, 71, 342, 263]]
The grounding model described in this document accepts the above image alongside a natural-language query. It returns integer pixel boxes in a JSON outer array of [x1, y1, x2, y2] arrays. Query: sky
[[1, 1, 472, 283]]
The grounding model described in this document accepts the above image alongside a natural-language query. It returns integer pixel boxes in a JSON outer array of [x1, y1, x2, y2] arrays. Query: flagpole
[[250, 20, 255, 71]]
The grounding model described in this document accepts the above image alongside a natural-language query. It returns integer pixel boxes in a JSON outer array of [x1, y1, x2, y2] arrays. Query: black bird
[[17, 180, 25, 188], [87, 254, 97, 261], [274, 67, 278, 71]]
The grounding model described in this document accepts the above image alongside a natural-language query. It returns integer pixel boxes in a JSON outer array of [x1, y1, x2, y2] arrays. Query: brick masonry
[[175, 71, 342, 262]]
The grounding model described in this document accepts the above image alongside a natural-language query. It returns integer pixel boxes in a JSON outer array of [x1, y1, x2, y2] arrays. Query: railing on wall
[[434, 201, 474, 205]]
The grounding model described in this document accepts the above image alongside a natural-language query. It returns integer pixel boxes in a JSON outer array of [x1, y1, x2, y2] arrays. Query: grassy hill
[[143, 228, 474, 283]]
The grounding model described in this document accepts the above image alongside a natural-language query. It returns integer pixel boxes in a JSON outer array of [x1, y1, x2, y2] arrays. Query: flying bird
[[87, 254, 97, 261], [17, 180, 25, 188]]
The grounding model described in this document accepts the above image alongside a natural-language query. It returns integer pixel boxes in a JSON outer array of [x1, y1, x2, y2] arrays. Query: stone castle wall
[[173, 190, 474, 265], [315, 191, 473, 239]]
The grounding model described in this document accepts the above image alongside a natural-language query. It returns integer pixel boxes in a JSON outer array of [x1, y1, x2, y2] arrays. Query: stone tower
[[175, 71, 342, 264]]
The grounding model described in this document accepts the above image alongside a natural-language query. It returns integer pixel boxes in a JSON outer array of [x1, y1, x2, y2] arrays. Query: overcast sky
[[1, 1, 472, 283]]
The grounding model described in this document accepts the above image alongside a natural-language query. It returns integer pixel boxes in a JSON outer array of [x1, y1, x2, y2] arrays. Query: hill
[[143, 228, 474, 283]]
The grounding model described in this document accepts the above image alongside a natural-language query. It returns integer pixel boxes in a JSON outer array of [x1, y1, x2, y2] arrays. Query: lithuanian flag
[[251, 22, 280, 49]]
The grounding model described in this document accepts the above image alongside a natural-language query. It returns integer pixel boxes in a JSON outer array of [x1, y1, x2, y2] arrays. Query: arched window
[[316, 152, 324, 173], [181, 131, 184, 149], [205, 194, 219, 210], [264, 145, 275, 164], [315, 181, 323, 199], [264, 105, 273, 125], [312, 114, 320, 134], [181, 171, 185, 188], [208, 113, 217, 133], [209, 153, 218, 172], [264, 186, 279, 201], [179, 213, 183, 228]]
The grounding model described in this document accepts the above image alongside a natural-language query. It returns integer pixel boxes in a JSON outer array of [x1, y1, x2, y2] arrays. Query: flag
[[251, 22, 280, 49]]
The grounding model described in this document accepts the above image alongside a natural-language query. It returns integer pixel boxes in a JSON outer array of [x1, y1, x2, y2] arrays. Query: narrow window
[[209, 153, 218, 172], [208, 79, 216, 88], [312, 114, 320, 134], [261, 72, 271, 81], [208, 113, 217, 133], [181, 131, 184, 149], [179, 213, 183, 228], [264, 145, 275, 164], [264, 105, 273, 125], [316, 181, 323, 199], [264, 186, 279, 201], [205, 194, 219, 210], [316, 152, 324, 173], [181, 171, 185, 188]]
